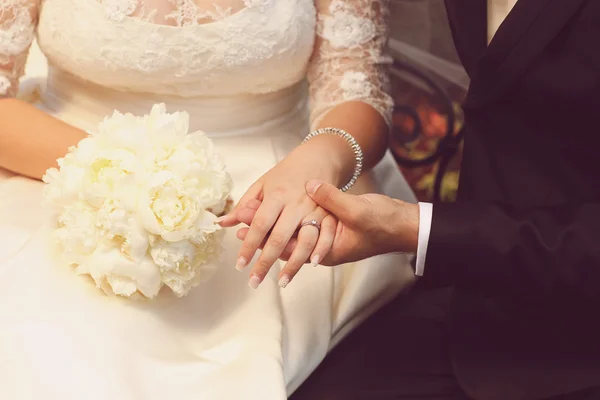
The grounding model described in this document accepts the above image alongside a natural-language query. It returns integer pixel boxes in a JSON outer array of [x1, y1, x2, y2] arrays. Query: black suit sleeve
[[423, 201, 600, 299]]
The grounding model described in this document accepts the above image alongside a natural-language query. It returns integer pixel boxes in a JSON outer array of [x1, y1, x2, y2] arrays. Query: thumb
[[306, 180, 356, 221]]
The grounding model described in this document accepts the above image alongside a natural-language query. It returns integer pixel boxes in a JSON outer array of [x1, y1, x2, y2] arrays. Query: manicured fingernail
[[306, 180, 323, 195], [215, 216, 227, 224], [235, 257, 247, 271], [278, 275, 291, 288], [310, 255, 320, 267], [248, 275, 261, 289]]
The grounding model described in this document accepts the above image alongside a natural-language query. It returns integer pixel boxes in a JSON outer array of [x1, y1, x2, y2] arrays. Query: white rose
[[137, 171, 219, 243], [76, 242, 162, 299]]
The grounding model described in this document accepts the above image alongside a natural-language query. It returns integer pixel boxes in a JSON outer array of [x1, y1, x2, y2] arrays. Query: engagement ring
[[300, 219, 321, 232]]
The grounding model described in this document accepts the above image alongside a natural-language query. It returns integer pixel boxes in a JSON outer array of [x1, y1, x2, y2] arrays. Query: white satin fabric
[[0, 57, 416, 399]]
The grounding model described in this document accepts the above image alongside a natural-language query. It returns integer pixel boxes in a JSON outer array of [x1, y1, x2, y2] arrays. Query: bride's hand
[[224, 198, 339, 288], [218, 136, 352, 288]]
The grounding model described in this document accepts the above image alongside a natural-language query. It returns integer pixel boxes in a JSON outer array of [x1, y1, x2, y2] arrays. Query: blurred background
[[388, 0, 467, 203]]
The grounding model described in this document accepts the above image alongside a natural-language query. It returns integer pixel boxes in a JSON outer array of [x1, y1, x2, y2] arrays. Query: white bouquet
[[43, 104, 232, 299]]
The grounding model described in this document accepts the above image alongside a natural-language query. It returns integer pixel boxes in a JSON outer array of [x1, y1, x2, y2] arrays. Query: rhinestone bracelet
[[303, 127, 364, 192]]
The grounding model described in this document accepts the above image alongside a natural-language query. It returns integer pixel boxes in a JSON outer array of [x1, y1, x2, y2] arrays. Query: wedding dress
[[0, 0, 416, 398]]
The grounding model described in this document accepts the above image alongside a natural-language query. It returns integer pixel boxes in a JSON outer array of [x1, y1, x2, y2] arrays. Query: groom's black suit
[[292, 1, 600, 399]]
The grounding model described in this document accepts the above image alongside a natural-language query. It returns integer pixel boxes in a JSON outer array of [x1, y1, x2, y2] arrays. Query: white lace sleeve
[[308, 0, 394, 130], [0, 0, 39, 97]]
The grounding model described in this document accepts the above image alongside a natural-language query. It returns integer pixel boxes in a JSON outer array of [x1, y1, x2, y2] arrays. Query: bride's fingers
[[237, 215, 335, 270], [277, 223, 320, 288], [277, 239, 297, 261], [236, 227, 296, 261], [308, 214, 337, 267], [248, 206, 301, 288], [226, 203, 260, 227], [237, 197, 284, 277]]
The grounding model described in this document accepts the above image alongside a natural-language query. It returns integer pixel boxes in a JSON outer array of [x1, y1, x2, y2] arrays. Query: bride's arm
[[305, 0, 393, 182], [0, 99, 85, 179], [1, 0, 85, 179]]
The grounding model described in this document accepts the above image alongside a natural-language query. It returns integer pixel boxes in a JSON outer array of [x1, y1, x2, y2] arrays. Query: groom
[[290, 1, 600, 399]]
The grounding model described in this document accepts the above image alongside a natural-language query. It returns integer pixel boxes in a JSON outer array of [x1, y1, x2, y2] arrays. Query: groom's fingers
[[305, 180, 358, 222], [218, 198, 261, 227], [221, 201, 260, 227], [218, 182, 262, 226]]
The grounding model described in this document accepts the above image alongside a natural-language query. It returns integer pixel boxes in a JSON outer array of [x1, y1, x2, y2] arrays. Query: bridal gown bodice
[[1, 0, 394, 132], [38, 0, 313, 96], [0, 1, 416, 399]]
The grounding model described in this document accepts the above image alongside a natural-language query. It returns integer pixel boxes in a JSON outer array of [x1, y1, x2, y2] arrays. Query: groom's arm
[[419, 201, 600, 299]]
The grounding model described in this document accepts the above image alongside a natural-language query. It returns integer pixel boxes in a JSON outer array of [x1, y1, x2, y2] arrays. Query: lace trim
[[0, 73, 11, 95], [308, 0, 394, 128], [0, 0, 38, 96], [101, 0, 138, 22], [98, 0, 274, 26], [165, 0, 232, 26]]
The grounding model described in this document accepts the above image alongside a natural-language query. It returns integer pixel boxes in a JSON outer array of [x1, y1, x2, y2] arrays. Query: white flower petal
[[45, 103, 231, 299]]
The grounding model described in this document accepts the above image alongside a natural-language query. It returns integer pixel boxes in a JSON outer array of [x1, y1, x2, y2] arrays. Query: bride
[[0, 0, 416, 398]]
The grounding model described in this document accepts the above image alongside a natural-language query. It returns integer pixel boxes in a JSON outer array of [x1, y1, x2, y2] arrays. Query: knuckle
[[252, 218, 270, 233], [269, 187, 288, 202], [268, 233, 288, 248], [242, 241, 257, 252], [257, 259, 274, 272]]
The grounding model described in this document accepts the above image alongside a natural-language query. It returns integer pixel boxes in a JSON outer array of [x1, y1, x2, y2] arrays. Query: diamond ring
[[300, 219, 321, 232]]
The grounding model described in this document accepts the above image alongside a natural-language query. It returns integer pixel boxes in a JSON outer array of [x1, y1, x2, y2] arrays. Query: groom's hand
[[303, 180, 420, 265], [235, 180, 420, 266]]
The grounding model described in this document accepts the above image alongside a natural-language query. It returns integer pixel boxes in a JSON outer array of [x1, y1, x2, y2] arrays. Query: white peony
[[149, 233, 222, 297], [43, 152, 87, 207], [137, 171, 219, 243], [75, 243, 161, 299], [44, 104, 232, 299], [53, 202, 102, 265]]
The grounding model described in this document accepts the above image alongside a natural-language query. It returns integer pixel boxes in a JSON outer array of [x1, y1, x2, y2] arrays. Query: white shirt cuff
[[415, 202, 433, 276]]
